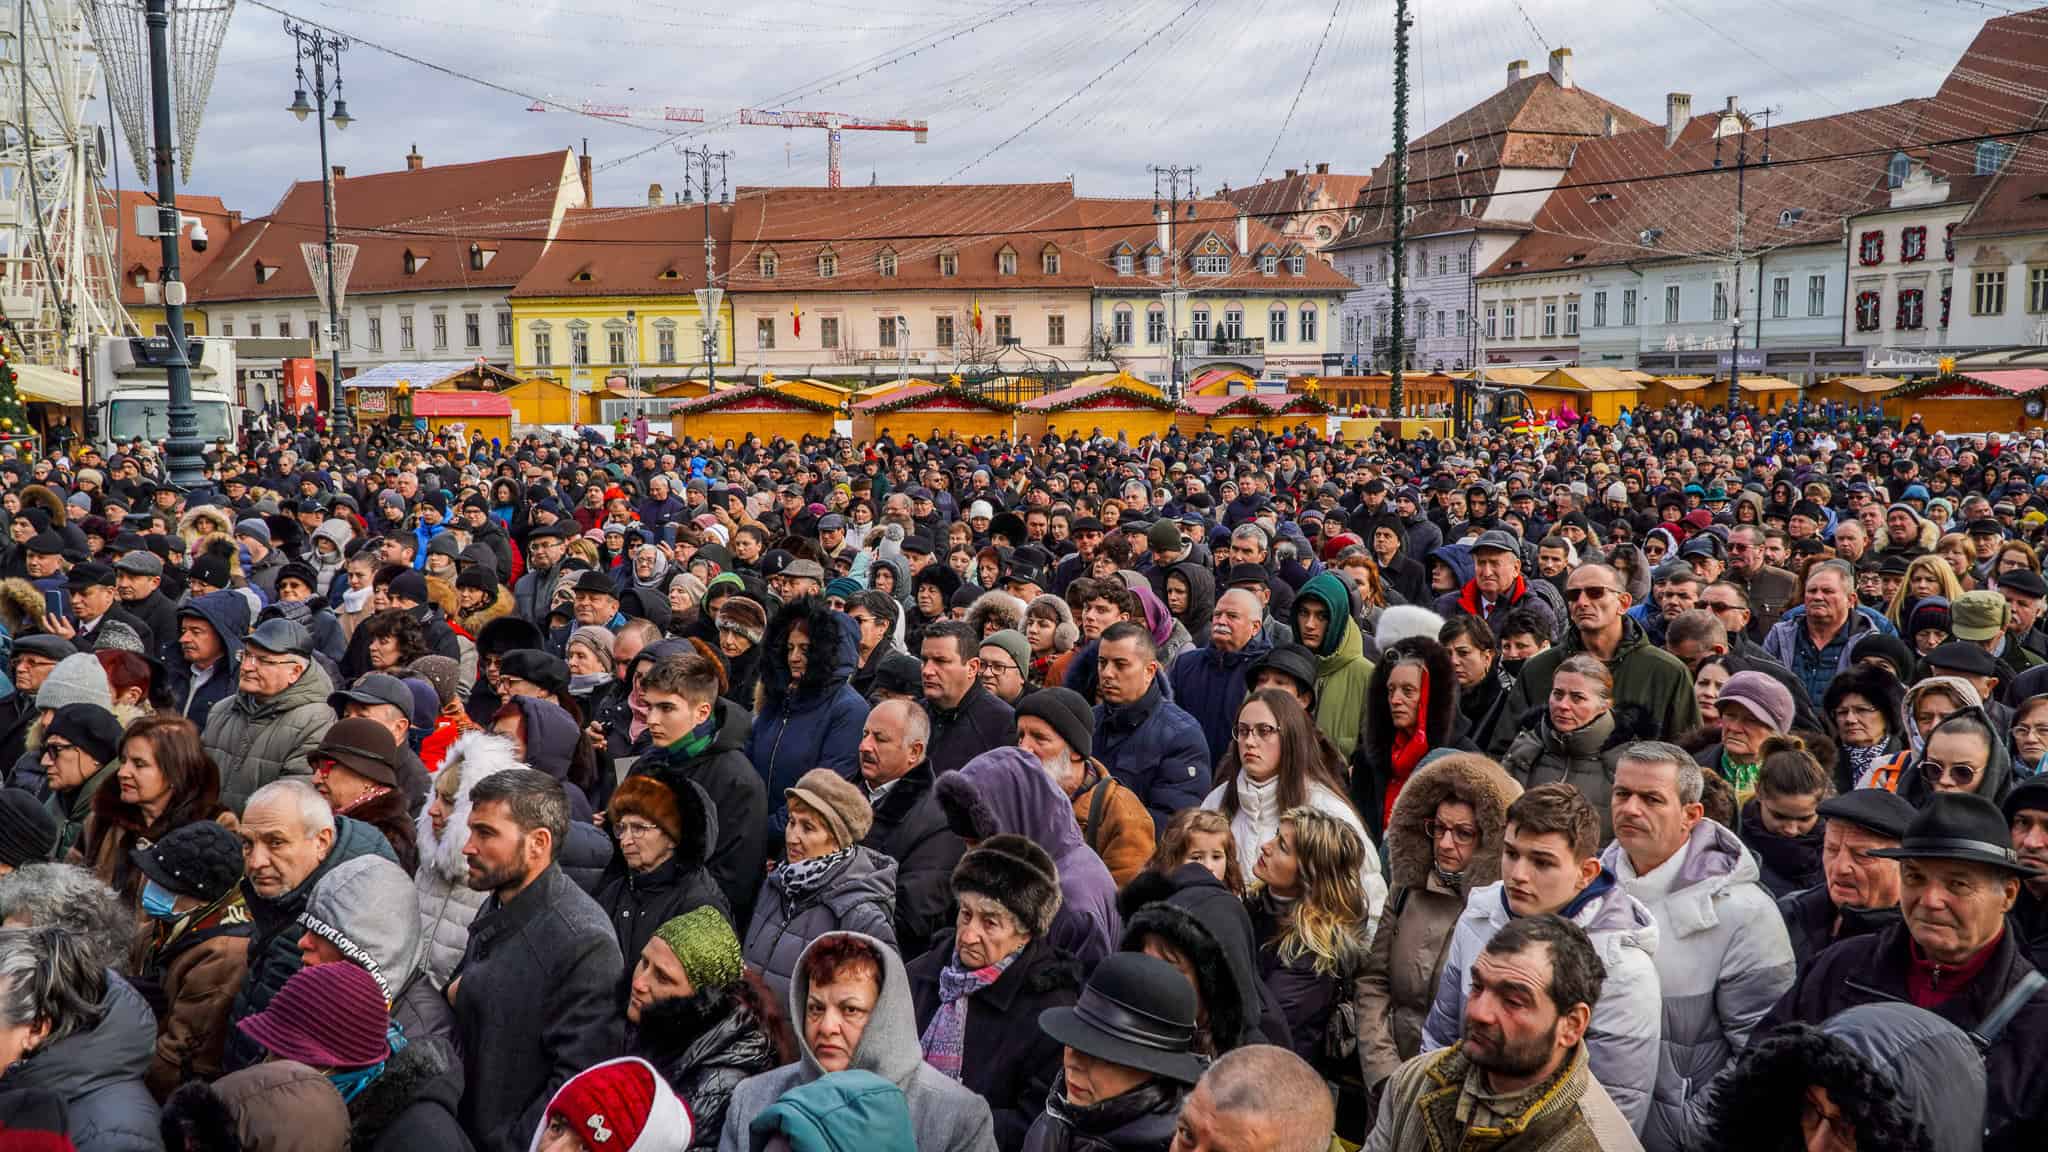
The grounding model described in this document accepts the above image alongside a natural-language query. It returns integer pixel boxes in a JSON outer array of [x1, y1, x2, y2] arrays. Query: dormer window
[[1639, 228, 1663, 246], [1116, 253, 1134, 275], [1193, 253, 1229, 275], [572, 268, 593, 282], [1144, 252, 1162, 275], [758, 251, 778, 278], [1975, 140, 2012, 175], [470, 243, 496, 271], [1259, 254, 1277, 275], [1779, 208, 1805, 226], [939, 250, 958, 277], [818, 250, 838, 278], [1288, 254, 1306, 275], [997, 247, 1017, 276], [1588, 192, 1616, 203], [1455, 149, 1469, 167], [658, 266, 681, 280], [1888, 151, 1911, 188], [1041, 246, 1060, 275], [878, 249, 898, 277], [255, 261, 275, 283], [403, 249, 427, 275]]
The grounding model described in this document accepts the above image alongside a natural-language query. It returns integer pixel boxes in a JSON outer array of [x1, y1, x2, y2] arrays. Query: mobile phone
[[41, 587, 67, 621]]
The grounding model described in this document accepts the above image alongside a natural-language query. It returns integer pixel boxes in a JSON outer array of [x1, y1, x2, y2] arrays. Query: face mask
[[141, 879, 180, 920]]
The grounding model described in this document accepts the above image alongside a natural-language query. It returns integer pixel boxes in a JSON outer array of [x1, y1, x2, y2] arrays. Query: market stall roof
[[13, 364, 81, 405], [1535, 366, 1646, 393], [675, 385, 837, 414], [1020, 384, 1179, 413], [343, 360, 521, 391], [1661, 376, 1714, 391], [1473, 367, 1549, 388], [850, 383, 1014, 414], [1827, 376, 1908, 394], [1958, 369, 2048, 394], [410, 392, 512, 417], [1184, 393, 1274, 416], [1734, 376, 1800, 392]]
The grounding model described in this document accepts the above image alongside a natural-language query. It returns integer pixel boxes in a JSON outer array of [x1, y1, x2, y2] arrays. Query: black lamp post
[[284, 18, 352, 417]]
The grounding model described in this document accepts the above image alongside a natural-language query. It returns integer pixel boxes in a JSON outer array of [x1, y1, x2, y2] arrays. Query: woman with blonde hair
[[1246, 805, 1370, 1072], [1935, 533, 1976, 588], [1887, 554, 1964, 632]]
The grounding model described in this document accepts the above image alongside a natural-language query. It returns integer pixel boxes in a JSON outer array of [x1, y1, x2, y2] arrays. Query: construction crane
[[737, 109, 927, 189], [526, 100, 706, 124]]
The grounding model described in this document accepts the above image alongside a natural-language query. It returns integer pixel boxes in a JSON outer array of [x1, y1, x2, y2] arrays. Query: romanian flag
[[791, 304, 802, 337], [971, 299, 983, 333]]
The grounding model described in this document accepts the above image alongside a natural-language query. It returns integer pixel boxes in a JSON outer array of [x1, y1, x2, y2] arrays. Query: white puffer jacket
[[414, 730, 525, 988]]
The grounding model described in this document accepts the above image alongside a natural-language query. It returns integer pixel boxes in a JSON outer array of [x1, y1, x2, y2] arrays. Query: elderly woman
[[1824, 664, 1911, 793], [565, 625, 616, 710], [359, 608, 429, 673], [0, 925, 160, 1152], [908, 837, 1079, 1152], [743, 768, 898, 1001], [597, 769, 726, 987], [1355, 754, 1518, 1096], [1697, 670, 1797, 801]]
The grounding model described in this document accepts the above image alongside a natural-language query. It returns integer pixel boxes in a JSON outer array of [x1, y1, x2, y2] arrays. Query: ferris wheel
[[0, 0, 128, 368]]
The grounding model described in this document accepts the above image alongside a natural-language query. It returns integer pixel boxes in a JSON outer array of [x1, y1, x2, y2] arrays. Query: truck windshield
[[108, 399, 234, 444]]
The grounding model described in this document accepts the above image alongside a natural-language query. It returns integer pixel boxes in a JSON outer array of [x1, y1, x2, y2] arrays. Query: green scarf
[[1414, 1042, 1600, 1152]]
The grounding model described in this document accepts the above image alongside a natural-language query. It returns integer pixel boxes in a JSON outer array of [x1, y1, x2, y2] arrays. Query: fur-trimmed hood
[[757, 595, 858, 706], [459, 584, 517, 635], [416, 730, 525, 882], [1363, 636, 1461, 755], [16, 483, 66, 528], [1384, 753, 1522, 890], [964, 591, 1025, 639], [179, 505, 235, 542], [0, 577, 46, 638]]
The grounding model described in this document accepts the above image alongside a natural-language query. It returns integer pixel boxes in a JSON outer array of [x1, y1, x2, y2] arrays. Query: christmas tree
[[0, 347, 23, 441]]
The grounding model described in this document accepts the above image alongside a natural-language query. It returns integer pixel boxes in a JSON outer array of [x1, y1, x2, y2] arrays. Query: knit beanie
[[539, 1057, 692, 1152], [715, 597, 767, 645], [407, 655, 461, 710], [784, 768, 873, 849], [825, 576, 863, 602], [235, 962, 390, 1069], [651, 906, 744, 992], [1716, 671, 1797, 735], [35, 653, 111, 713], [980, 630, 1030, 678], [0, 790, 57, 870], [1015, 687, 1095, 760], [132, 820, 242, 902], [567, 627, 617, 675]]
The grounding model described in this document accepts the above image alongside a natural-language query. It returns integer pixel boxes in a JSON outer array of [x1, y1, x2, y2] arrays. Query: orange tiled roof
[[510, 204, 731, 298], [1075, 197, 1354, 292], [105, 189, 243, 307]]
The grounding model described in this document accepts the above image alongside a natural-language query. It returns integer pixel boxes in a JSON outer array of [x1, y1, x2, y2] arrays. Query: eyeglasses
[[1920, 760, 1982, 787], [1233, 722, 1281, 742], [249, 654, 302, 668], [1704, 600, 1746, 614], [2015, 724, 2048, 743], [614, 819, 665, 840], [979, 661, 1019, 677], [1832, 704, 1882, 721], [1425, 819, 1479, 847], [39, 740, 76, 759], [1564, 586, 1613, 602]]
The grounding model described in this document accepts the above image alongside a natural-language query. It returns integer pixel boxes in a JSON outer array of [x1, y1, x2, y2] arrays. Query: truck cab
[[93, 335, 241, 454]]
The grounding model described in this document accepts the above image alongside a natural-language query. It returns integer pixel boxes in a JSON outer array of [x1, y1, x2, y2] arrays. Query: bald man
[[1169, 587, 1272, 770], [1175, 1045, 1334, 1152]]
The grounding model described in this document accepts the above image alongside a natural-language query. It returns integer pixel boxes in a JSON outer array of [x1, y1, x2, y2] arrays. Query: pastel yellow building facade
[[508, 294, 734, 388]]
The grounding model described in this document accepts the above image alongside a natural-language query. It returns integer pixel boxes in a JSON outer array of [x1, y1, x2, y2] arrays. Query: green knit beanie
[[652, 907, 743, 991]]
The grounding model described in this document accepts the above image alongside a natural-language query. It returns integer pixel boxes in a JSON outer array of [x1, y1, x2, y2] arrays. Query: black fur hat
[[952, 833, 1062, 936]]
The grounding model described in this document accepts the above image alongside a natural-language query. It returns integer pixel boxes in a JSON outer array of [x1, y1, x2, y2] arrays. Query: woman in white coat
[[413, 729, 525, 987]]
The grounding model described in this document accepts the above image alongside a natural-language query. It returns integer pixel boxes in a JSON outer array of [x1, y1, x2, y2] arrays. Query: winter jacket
[[631, 984, 781, 1151], [1119, 865, 1290, 1055], [453, 863, 626, 1152], [512, 562, 564, 629], [597, 778, 729, 985], [1367, 1042, 1642, 1152], [1167, 632, 1270, 772], [1500, 706, 1648, 843], [1759, 919, 2048, 1152], [718, 932, 997, 1152], [860, 760, 966, 960], [1064, 758, 1154, 887], [748, 599, 869, 836], [1728, 563, 1799, 636], [226, 815, 398, 1071], [1294, 571, 1374, 759], [203, 659, 337, 814], [1355, 755, 1520, 1088], [744, 847, 899, 1004], [1420, 877, 1663, 1134], [137, 888, 253, 1101], [747, 1068, 918, 1152], [1761, 610, 1879, 710], [907, 934, 1080, 1152], [5, 973, 163, 1152], [347, 1036, 473, 1152], [1773, 882, 1898, 981], [1491, 617, 1700, 759], [167, 590, 248, 732], [1018, 1076, 1183, 1152], [1353, 638, 1475, 841], [939, 748, 1121, 970], [924, 683, 1017, 776], [1432, 572, 1565, 646], [1202, 772, 1385, 926], [1244, 889, 1349, 1070], [414, 732, 524, 989], [633, 699, 769, 925], [1604, 819, 1794, 1152], [1736, 798, 1822, 899], [124, 590, 181, 670], [1092, 679, 1211, 832]]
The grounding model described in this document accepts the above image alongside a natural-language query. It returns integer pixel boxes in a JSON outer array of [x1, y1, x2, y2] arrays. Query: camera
[[188, 220, 209, 252]]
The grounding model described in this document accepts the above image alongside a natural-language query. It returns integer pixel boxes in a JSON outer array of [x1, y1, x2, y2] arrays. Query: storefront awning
[[13, 364, 81, 406]]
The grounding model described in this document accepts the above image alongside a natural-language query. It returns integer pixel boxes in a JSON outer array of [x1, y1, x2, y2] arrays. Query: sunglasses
[[1564, 586, 1614, 602], [1920, 760, 1981, 787]]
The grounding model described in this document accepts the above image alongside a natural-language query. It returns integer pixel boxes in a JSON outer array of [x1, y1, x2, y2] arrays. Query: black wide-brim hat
[[1871, 792, 2043, 877], [1038, 952, 1207, 1085]]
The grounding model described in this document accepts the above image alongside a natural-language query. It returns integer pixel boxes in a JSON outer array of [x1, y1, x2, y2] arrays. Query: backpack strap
[[1083, 773, 1115, 853], [1976, 969, 2046, 1050]]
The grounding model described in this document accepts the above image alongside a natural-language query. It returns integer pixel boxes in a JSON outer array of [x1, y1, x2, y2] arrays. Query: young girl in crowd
[[1146, 808, 1244, 895]]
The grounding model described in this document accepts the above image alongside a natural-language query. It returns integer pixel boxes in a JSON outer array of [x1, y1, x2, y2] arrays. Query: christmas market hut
[[672, 385, 837, 445], [1732, 376, 1803, 413], [1805, 375, 1906, 413], [1182, 392, 1273, 437], [1640, 375, 1713, 410], [1884, 368, 2048, 433], [1017, 382, 1181, 442], [409, 391, 513, 443], [850, 383, 1014, 442], [501, 376, 593, 426], [1531, 366, 1646, 424]]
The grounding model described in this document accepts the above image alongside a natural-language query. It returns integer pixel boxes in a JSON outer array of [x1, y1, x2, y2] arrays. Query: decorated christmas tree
[[0, 344, 24, 441]]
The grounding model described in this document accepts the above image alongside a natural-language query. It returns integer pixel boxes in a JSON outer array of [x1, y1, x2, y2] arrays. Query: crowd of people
[[0, 402, 2035, 1152]]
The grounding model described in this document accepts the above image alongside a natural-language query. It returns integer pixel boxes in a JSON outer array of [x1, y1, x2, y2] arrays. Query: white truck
[[91, 335, 241, 454]]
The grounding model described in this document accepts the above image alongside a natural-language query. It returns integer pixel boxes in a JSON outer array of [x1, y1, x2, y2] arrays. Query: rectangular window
[[1543, 302, 1558, 338], [570, 328, 589, 364], [1564, 300, 1579, 336], [879, 251, 897, 277], [607, 329, 627, 363], [1458, 251, 1471, 275], [247, 318, 261, 338], [1301, 306, 1317, 343], [465, 311, 481, 349], [1269, 309, 1286, 343], [1047, 314, 1066, 346], [994, 315, 1013, 343], [939, 252, 958, 277], [497, 310, 513, 347], [1259, 255, 1277, 276], [220, 319, 234, 339], [756, 317, 775, 349], [1112, 310, 1133, 344], [1484, 305, 1498, 339], [1593, 291, 1607, 327], [1455, 309, 1466, 337], [278, 314, 293, 339], [399, 310, 414, 351], [1902, 226, 1927, 263], [366, 314, 382, 352], [1145, 253, 1163, 276], [1897, 288, 1925, 330], [1808, 274, 1827, 317], [338, 315, 351, 350], [818, 317, 839, 350], [656, 326, 676, 362], [818, 253, 838, 278], [1042, 250, 1060, 275], [1772, 277, 1790, 319], [1435, 310, 1446, 338], [432, 311, 448, 351], [533, 329, 551, 365], [1622, 289, 1637, 326], [878, 317, 897, 348], [1855, 291, 1881, 332], [2030, 267, 2048, 313], [1664, 285, 1681, 324], [1712, 281, 1728, 322], [1115, 254, 1134, 275], [1221, 310, 1243, 340], [1192, 309, 1210, 340], [1147, 310, 1167, 344], [1193, 254, 1229, 275], [1503, 305, 1517, 339], [1974, 270, 2007, 315], [936, 315, 955, 346], [1437, 255, 1448, 276]]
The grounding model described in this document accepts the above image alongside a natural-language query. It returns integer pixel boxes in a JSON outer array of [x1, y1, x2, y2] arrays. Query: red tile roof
[[1076, 197, 1354, 292], [1954, 128, 2048, 239], [192, 150, 580, 303], [1218, 170, 1372, 225], [510, 204, 731, 298], [411, 392, 512, 417], [106, 189, 245, 308]]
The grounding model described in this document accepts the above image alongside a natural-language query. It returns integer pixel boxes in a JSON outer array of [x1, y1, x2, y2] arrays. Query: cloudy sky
[[118, 0, 2025, 218]]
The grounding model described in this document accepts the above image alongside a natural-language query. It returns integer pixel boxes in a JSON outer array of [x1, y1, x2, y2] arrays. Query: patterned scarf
[[777, 847, 853, 903], [918, 949, 1016, 1081], [1415, 1042, 1598, 1152]]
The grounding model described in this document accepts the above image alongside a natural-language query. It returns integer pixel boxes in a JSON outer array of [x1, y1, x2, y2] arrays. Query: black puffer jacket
[[629, 984, 780, 1151], [630, 697, 768, 925], [908, 933, 1081, 1152], [346, 1036, 472, 1152], [859, 759, 965, 960], [596, 777, 729, 983]]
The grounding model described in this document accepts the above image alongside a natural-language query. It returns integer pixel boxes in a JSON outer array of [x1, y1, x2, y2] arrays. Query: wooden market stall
[[1181, 393, 1267, 437], [1187, 368, 1258, 397], [771, 377, 858, 411], [1733, 376, 1802, 413], [1883, 369, 2048, 433], [1531, 366, 1646, 424], [501, 376, 593, 426], [849, 383, 1015, 442], [1640, 375, 1713, 410], [410, 391, 513, 442], [1263, 391, 1335, 433], [1296, 374, 1454, 416], [670, 386, 836, 445], [1806, 375, 1905, 412], [1068, 370, 1165, 400], [1017, 383, 1181, 442]]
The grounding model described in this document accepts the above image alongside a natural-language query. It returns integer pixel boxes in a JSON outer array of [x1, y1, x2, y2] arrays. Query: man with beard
[[1371, 915, 1638, 1152]]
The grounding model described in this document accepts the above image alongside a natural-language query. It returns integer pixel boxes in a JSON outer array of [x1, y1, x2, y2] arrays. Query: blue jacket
[[1093, 678, 1211, 831], [1168, 632, 1270, 772], [412, 520, 448, 570], [167, 590, 249, 732], [747, 598, 870, 836]]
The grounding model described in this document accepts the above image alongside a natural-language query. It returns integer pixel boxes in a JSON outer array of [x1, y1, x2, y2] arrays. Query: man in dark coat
[[1760, 793, 2048, 1152], [1167, 590, 1268, 772], [858, 697, 966, 959], [1431, 529, 1563, 641], [451, 769, 624, 1152], [113, 549, 181, 667], [920, 620, 1016, 775], [2006, 777, 2048, 971], [630, 649, 768, 926], [1092, 622, 1210, 831], [167, 590, 247, 731], [63, 561, 155, 655], [1775, 789, 1911, 978]]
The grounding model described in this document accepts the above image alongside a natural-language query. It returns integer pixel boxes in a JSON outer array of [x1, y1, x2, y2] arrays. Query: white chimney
[[1666, 93, 1692, 148], [1155, 204, 1170, 254], [1548, 47, 1573, 89], [1506, 59, 1529, 87], [647, 182, 663, 207], [1604, 112, 1618, 137], [1235, 211, 1249, 253]]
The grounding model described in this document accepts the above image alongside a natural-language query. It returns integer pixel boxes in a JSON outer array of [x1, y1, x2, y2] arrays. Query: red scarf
[[1385, 665, 1431, 825], [1906, 930, 2003, 1009], [1459, 574, 1525, 618]]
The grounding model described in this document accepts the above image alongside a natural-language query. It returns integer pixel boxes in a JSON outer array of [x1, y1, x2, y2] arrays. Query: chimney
[[578, 139, 593, 206], [229, 210, 243, 227], [1506, 59, 1529, 87], [1235, 211, 1249, 253], [1155, 203, 1170, 255], [1548, 47, 1572, 89], [1604, 112, 1618, 137], [330, 165, 345, 180], [406, 144, 423, 171], [1665, 93, 1691, 148], [1315, 162, 1329, 175], [646, 182, 663, 207], [1284, 168, 1297, 179]]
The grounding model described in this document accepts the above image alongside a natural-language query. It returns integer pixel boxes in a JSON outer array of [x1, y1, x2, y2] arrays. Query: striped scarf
[[918, 950, 1016, 1080]]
